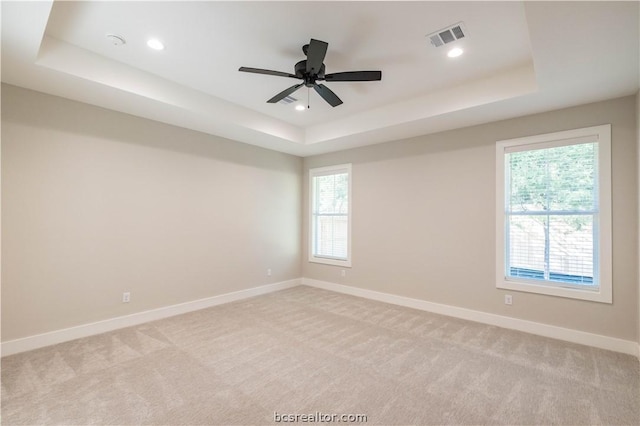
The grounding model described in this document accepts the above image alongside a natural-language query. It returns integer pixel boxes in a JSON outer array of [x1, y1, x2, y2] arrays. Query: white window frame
[[495, 125, 612, 303], [309, 164, 352, 267]]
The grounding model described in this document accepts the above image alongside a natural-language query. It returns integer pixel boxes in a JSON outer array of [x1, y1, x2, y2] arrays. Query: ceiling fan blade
[[267, 83, 304, 103], [324, 71, 382, 82], [306, 39, 328, 74], [239, 67, 298, 79], [313, 83, 343, 107]]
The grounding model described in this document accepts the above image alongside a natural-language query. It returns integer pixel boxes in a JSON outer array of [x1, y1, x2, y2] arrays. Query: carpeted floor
[[2, 285, 639, 425]]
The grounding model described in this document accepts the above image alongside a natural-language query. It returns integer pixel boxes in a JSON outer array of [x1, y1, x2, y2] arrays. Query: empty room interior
[[2, 1, 640, 425]]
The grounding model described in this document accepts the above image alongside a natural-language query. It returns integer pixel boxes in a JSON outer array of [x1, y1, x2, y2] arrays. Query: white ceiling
[[2, 1, 639, 157]]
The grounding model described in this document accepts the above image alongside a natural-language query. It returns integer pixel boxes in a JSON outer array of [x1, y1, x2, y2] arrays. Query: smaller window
[[496, 125, 612, 303], [309, 164, 352, 267]]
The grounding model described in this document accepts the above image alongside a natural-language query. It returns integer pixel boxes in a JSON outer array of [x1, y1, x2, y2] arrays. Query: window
[[309, 164, 352, 267], [496, 125, 611, 303]]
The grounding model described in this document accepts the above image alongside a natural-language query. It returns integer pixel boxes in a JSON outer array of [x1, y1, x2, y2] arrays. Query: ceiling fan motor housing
[[295, 60, 325, 86]]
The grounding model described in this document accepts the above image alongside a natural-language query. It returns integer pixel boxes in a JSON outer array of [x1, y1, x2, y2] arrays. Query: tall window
[[309, 164, 352, 267], [496, 125, 611, 303]]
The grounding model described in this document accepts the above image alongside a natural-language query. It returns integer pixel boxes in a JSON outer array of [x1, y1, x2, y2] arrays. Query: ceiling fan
[[239, 38, 382, 108]]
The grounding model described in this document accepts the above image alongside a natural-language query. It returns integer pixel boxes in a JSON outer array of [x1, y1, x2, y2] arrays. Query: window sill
[[497, 279, 611, 303], [309, 256, 352, 267]]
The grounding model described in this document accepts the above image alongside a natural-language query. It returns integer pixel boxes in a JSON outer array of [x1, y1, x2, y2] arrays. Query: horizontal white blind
[[505, 142, 598, 288], [312, 170, 349, 260]]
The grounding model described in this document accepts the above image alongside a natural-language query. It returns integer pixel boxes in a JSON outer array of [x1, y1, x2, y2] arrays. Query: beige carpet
[[2, 286, 639, 425]]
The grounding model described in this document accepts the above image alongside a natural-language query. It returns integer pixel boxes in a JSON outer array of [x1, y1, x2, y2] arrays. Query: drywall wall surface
[[303, 95, 638, 341], [1, 84, 302, 341]]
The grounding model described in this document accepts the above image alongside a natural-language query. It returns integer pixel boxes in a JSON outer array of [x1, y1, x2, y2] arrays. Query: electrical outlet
[[267, 268, 272, 276], [122, 292, 130, 303], [341, 269, 346, 277], [504, 294, 513, 305]]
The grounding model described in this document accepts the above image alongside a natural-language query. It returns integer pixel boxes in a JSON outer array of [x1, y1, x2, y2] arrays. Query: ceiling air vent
[[427, 22, 467, 48], [279, 95, 297, 104]]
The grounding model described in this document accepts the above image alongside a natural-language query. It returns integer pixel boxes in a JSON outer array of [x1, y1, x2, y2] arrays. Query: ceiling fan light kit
[[239, 38, 382, 108]]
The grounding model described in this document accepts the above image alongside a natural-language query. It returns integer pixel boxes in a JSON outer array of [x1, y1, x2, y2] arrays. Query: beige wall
[[637, 8, 640, 350], [304, 95, 639, 341], [1, 84, 302, 341], [2, 83, 638, 345]]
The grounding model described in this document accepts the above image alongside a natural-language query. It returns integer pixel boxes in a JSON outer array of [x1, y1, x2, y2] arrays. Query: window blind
[[505, 142, 599, 288], [312, 171, 349, 260]]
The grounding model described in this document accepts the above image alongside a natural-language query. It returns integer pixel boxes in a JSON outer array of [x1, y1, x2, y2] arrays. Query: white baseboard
[[302, 278, 639, 358], [4, 277, 638, 360], [1, 279, 300, 357]]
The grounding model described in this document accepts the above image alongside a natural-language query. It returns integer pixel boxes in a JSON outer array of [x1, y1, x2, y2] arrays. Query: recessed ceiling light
[[147, 39, 164, 50], [447, 47, 463, 58], [295, 105, 306, 111]]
